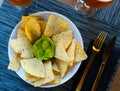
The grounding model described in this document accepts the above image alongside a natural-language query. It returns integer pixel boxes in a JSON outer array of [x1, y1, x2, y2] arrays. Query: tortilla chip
[[16, 29, 26, 38], [8, 54, 21, 71], [33, 61, 54, 86], [74, 41, 88, 62], [25, 72, 42, 82], [9, 38, 34, 58], [20, 58, 45, 78], [54, 40, 70, 62], [48, 63, 61, 84], [20, 16, 43, 29], [52, 30, 73, 50], [52, 61, 60, 73], [38, 21, 47, 35], [52, 71, 61, 84], [55, 59, 68, 78], [19, 16, 28, 30], [25, 17, 41, 42], [44, 14, 68, 37], [67, 39, 76, 66]]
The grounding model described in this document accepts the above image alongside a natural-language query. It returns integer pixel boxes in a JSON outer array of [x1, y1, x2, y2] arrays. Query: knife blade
[[91, 36, 116, 91]]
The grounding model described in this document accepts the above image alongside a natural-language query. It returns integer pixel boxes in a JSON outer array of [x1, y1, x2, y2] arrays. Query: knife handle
[[91, 62, 105, 91]]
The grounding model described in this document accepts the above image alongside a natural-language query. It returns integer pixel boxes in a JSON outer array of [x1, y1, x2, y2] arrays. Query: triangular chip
[[20, 58, 45, 78], [52, 30, 73, 50], [20, 16, 43, 30], [52, 61, 60, 73], [16, 29, 26, 38], [44, 14, 68, 37], [8, 54, 21, 71], [52, 71, 61, 84], [25, 72, 42, 82], [67, 39, 76, 66], [74, 41, 88, 62], [55, 59, 68, 78], [33, 61, 55, 86], [9, 38, 34, 58], [54, 40, 70, 62], [38, 21, 47, 35]]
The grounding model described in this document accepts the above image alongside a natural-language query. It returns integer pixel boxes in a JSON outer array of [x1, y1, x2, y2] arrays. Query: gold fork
[[76, 31, 107, 91]]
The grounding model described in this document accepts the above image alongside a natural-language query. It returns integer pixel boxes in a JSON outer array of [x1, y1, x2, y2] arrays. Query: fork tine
[[93, 31, 107, 51], [97, 31, 107, 48]]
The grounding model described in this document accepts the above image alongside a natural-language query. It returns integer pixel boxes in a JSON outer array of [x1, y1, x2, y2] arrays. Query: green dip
[[33, 36, 55, 60]]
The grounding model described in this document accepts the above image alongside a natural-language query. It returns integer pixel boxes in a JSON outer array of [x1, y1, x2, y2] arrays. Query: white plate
[[8, 11, 83, 88]]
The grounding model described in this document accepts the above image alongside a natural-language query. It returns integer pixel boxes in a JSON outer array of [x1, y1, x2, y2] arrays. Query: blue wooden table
[[0, 0, 120, 91]]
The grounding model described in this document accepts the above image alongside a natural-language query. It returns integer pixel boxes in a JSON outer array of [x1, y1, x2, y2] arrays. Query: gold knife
[[91, 36, 116, 91]]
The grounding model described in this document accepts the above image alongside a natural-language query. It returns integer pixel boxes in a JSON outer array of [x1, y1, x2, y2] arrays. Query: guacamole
[[33, 37, 55, 60]]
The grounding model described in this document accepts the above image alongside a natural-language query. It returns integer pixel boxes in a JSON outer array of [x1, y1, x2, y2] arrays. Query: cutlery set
[[76, 31, 116, 91]]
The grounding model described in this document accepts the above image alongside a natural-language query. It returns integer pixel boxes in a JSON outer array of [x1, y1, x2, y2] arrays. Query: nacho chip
[[25, 72, 42, 82], [55, 59, 68, 78], [19, 16, 28, 30], [52, 61, 60, 73], [20, 16, 43, 30], [52, 30, 73, 50], [44, 14, 68, 37], [67, 39, 76, 66], [54, 40, 70, 62], [25, 17, 41, 42], [52, 71, 61, 84], [8, 54, 21, 71], [20, 58, 45, 78], [33, 61, 54, 86], [74, 41, 88, 62], [9, 38, 33, 58], [38, 21, 47, 35], [16, 29, 26, 38], [48, 63, 61, 84]]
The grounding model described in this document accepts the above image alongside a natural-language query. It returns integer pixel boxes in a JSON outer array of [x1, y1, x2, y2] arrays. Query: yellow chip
[[25, 17, 41, 42], [20, 16, 28, 30], [38, 21, 47, 35], [20, 16, 43, 30]]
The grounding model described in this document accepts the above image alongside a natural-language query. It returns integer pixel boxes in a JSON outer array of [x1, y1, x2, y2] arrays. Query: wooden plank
[[110, 66, 120, 91]]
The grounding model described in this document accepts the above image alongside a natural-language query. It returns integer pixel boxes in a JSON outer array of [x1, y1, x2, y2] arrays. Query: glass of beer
[[75, 0, 114, 15], [8, 0, 38, 14]]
